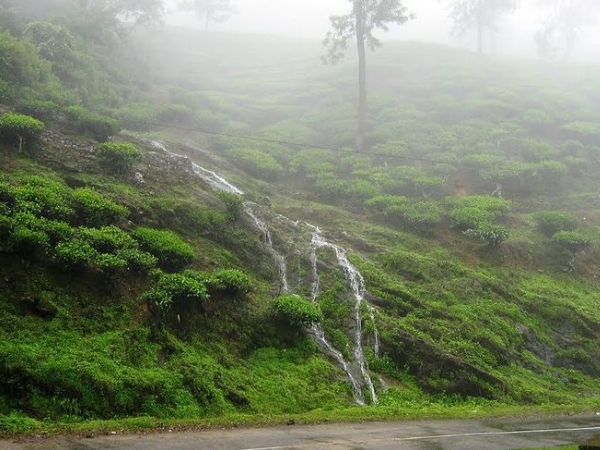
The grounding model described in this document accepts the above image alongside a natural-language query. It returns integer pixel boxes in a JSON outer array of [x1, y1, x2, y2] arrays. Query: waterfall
[[150, 141, 244, 194], [244, 204, 289, 293], [310, 228, 378, 405], [309, 234, 365, 405], [150, 140, 380, 405]]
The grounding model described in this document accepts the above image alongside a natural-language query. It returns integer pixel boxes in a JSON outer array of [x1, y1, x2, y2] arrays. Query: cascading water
[[310, 228, 378, 405], [309, 233, 365, 405], [150, 140, 380, 405], [244, 204, 289, 293], [150, 141, 244, 194]]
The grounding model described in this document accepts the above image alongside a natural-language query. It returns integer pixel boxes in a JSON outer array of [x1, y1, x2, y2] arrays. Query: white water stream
[[310, 228, 378, 405], [151, 140, 379, 405]]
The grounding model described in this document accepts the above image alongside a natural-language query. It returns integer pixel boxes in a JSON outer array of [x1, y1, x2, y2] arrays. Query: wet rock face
[[580, 434, 600, 449]]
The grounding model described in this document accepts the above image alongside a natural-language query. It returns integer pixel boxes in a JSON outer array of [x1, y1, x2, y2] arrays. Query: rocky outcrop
[[383, 330, 508, 399]]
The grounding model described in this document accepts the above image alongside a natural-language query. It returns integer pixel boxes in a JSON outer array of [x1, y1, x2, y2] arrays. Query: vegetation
[[98, 142, 142, 176], [1, 5, 600, 438], [0, 113, 44, 152]]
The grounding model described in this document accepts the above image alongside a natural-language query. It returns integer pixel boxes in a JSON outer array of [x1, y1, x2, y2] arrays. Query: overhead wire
[[126, 119, 600, 203]]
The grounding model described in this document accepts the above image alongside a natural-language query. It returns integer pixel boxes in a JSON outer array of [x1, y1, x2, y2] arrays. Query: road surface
[[3, 414, 600, 450]]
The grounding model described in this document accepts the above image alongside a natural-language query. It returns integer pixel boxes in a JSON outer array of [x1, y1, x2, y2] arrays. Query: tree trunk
[[355, 0, 367, 152], [477, 0, 484, 54], [205, 11, 211, 31]]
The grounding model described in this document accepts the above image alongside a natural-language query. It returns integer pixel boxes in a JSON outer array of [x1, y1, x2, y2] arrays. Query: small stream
[[151, 140, 380, 405]]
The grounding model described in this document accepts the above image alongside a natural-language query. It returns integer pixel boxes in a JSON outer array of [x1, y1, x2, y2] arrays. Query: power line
[[128, 119, 600, 203]]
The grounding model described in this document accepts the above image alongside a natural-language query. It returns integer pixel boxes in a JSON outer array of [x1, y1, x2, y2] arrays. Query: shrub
[[203, 269, 252, 296], [227, 147, 283, 181], [447, 195, 511, 230], [272, 294, 323, 328], [216, 191, 243, 223], [141, 271, 209, 312], [98, 142, 142, 175], [132, 227, 195, 272], [365, 195, 409, 216], [8, 225, 49, 255], [16, 98, 58, 122], [551, 231, 591, 254], [0, 113, 45, 151], [13, 178, 74, 221], [72, 188, 129, 227], [77, 226, 137, 254], [463, 225, 509, 246], [535, 211, 578, 237], [400, 201, 443, 228], [66, 106, 121, 141], [115, 248, 157, 274], [53, 239, 97, 269]]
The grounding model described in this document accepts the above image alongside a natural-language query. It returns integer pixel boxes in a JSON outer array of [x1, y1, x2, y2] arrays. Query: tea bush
[[141, 271, 209, 312], [132, 227, 195, 272], [551, 231, 591, 254], [65, 106, 121, 141], [72, 188, 129, 227], [535, 211, 578, 237], [203, 269, 252, 296], [272, 294, 323, 328], [98, 142, 142, 175], [0, 112, 45, 151]]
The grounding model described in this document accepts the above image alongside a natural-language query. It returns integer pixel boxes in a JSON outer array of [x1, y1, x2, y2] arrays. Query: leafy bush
[[216, 191, 244, 223], [72, 188, 129, 227], [8, 225, 49, 255], [66, 106, 121, 141], [132, 227, 195, 272], [115, 103, 161, 130], [98, 142, 142, 175], [535, 211, 578, 237], [400, 201, 443, 228], [13, 178, 74, 221], [77, 226, 137, 254], [203, 269, 252, 296], [272, 294, 323, 328], [227, 147, 283, 181], [16, 98, 58, 122], [551, 231, 591, 254], [0, 113, 45, 151], [463, 225, 509, 246], [53, 239, 97, 269], [447, 195, 511, 230], [141, 271, 209, 312], [115, 247, 157, 274]]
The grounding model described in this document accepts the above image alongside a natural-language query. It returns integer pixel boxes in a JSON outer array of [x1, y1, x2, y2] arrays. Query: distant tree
[[445, 0, 520, 54], [323, 0, 412, 152], [534, 0, 600, 60], [0, 0, 163, 46], [0, 113, 45, 152], [179, 0, 235, 31]]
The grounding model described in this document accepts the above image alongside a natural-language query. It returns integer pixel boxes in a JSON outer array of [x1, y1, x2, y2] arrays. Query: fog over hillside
[[164, 0, 600, 61]]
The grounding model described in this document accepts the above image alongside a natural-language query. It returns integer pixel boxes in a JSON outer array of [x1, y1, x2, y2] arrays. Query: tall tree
[[534, 0, 599, 60], [446, 0, 519, 54], [323, 0, 411, 152], [179, 0, 234, 31]]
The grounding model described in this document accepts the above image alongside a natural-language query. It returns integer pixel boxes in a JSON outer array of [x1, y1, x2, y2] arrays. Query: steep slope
[[1, 26, 600, 429]]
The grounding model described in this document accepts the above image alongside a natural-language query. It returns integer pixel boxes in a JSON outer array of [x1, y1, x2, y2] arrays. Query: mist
[[165, 0, 600, 61]]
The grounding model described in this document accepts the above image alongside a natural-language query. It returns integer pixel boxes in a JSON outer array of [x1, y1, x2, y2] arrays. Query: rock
[[580, 434, 600, 450], [25, 297, 58, 320]]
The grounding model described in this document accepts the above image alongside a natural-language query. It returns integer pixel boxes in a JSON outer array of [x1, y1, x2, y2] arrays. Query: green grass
[[3, 25, 600, 437]]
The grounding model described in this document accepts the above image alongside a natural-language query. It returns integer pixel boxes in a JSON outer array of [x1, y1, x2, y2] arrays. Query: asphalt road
[[3, 414, 600, 450]]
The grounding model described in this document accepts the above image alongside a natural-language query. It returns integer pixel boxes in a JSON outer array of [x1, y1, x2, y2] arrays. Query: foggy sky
[[165, 0, 600, 60]]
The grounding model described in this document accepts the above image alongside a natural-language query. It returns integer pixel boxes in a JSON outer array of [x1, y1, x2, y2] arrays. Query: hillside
[[1, 21, 600, 432]]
